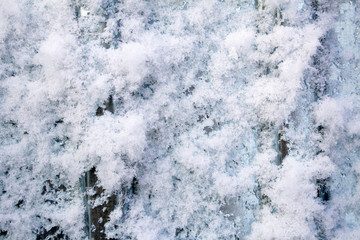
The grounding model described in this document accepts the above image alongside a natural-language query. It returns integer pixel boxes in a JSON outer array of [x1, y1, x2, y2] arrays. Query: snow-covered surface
[[0, 0, 359, 239]]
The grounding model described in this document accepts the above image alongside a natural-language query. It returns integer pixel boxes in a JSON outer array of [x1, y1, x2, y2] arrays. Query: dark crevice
[[278, 133, 288, 165], [254, 0, 265, 11], [316, 178, 330, 202], [132, 75, 157, 100], [6, 120, 17, 127], [82, 167, 117, 240], [175, 227, 184, 237], [317, 125, 324, 133], [309, 29, 334, 100], [15, 199, 24, 208], [53, 136, 69, 148], [96, 95, 115, 116], [131, 177, 138, 195], [172, 176, 181, 189], [41, 180, 67, 195], [96, 107, 104, 116], [117, 177, 142, 230], [36, 226, 69, 240], [254, 181, 272, 209], [203, 119, 220, 135], [0, 230, 7, 236], [274, 8, 283, 26], [105, 95, 114, 114], [41, 179, 67, 205], [54, 119, 64, 127], [184, 85, 195, 96], [311, 0, 319, 20]]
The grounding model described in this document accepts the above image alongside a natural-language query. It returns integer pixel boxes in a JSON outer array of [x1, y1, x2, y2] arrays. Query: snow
[[0, 0, 360, 239]]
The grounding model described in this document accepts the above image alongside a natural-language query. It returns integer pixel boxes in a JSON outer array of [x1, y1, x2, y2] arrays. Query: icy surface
[[0, 0, 360, 239]]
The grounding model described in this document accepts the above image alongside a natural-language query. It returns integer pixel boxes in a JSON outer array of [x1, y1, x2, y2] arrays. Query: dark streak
[[278, 133, 288, 165]]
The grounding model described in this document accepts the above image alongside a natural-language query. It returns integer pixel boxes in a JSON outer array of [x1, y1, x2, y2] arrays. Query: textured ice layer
[[0, 0, 359, 239]]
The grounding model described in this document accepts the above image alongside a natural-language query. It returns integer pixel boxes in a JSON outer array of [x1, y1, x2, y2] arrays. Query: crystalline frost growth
[[0, 0, 360, 239]]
